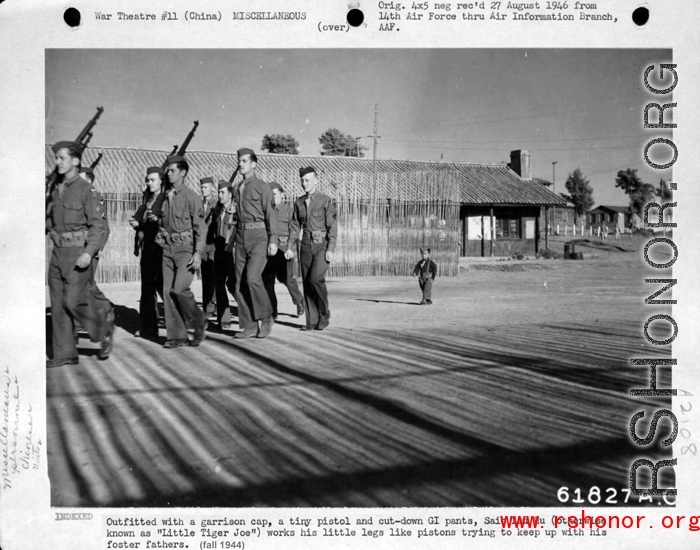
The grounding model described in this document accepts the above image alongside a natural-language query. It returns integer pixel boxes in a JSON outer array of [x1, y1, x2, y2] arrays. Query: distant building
[[588, 205, 631, 233]]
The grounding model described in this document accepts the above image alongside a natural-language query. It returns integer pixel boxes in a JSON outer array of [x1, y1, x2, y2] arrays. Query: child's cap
[[420, 247, 431, 254]]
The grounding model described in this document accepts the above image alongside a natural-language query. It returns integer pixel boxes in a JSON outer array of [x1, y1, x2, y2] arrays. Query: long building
[[45, 146, 565, 282]]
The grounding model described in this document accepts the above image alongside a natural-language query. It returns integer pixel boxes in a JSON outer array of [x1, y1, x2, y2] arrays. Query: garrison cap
[[299, 166, 317, 178], [52, 141, 81, 156], [237, 147, 255, 158], [218, 180, 233, 190], [79, 167, 95, 179], [146, 166, 165, 176], [166, 155, 185, 165], [200, 176, 215, 185], [269, 181, 284, 193]]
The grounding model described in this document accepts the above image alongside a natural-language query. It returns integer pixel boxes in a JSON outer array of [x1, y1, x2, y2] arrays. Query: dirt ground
[[47, 235, 675, 507]]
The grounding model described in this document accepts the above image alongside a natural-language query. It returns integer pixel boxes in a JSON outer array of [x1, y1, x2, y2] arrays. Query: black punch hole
[[64, 8, 81, 28], [347, 9, 364, 27], [632, 7, 649, 26]]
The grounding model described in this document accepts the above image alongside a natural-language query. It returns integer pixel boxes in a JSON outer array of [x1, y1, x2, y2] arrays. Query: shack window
[[497, 218, 520, 238]]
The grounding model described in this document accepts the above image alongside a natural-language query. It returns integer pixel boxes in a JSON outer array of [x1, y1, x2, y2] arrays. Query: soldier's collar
[[64, 173, 82, 186]]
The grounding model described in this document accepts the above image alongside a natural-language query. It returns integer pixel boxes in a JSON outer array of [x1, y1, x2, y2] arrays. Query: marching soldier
[[46, 141, 114, 367], [232, 148, 278, 339], [262, 182, 304, 318], [212, 180, 237, 330], [76, 166, 113, 339], [157, 155, 208, 348], [286, 167, 337, 331], [129, 166, 167, 340], [200, 176, 218, 318]]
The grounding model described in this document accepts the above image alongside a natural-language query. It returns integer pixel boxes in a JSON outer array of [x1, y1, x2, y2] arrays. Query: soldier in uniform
[[212, 180, 237, 330], [232, 148, 278, 339], [129, 166, 166, 340], [200, 177, 219, 318], [46, 141, 114, 367], [157, 155, 208, 348], [262, 182, 304, 319], [286, 167, 337, 331], [76, 166, 113, 341]]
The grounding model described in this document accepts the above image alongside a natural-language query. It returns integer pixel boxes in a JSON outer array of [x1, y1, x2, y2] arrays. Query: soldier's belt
[[239, 221, 265, 230], [54, 230, 89, 248], [302, 229, 327, 244], [155, 228, 193, 246], [278, 236, 289, 245]]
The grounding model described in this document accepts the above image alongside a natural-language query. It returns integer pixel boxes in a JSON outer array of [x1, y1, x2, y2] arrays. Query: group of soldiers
[[46, 143, 337, 367]]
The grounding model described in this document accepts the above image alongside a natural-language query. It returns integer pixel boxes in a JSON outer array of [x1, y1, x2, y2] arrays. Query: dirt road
[[47, 248, 674, 507]]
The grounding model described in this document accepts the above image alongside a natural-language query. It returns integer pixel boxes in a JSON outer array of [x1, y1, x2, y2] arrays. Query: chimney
[[509, 150, 531, 180]]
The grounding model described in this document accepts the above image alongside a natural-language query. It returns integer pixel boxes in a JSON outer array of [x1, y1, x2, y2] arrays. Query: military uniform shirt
[[216, 203, 237, 243], [235, 175, 278, 246], [275, 202, 293, 239], [47, 173, 106, 258], [81, 176, 110, 253], [288, 191, 338, 253], [160, 183, 206, 255]]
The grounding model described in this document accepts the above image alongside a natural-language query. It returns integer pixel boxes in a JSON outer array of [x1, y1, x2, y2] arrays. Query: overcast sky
[[46, 49, 673, 206]]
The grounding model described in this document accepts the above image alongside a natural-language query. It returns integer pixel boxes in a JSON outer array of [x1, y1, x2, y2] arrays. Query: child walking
[[412, 248, 437, 305]]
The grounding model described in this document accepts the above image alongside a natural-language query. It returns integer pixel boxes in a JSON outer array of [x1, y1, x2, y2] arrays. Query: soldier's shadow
[[355, 299, 423, 306], [46, 306, 136, 358], [203, 303, 240, 333], [112, 303, 141, 336]]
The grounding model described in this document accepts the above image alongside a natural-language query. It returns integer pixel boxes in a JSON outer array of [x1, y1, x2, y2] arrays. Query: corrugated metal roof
[[46, 145, 567, 206]]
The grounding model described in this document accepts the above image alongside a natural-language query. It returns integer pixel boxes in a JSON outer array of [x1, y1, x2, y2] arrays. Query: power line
[[381, 142, 646, 153], [382, 132, 669, 145]]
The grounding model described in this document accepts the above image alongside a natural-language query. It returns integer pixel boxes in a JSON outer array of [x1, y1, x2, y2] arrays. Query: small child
[[412, 248, 437, 305]]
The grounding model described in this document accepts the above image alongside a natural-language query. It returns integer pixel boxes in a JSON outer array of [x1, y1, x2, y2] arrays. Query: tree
[[656, 178, 673, 201], [261, 134, 299, 155], [561, 168, 594, 225], [319, 128, 367, 157], [615, 168, 656, 217]]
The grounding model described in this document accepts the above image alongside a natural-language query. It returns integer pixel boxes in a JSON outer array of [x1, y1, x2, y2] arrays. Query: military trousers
[[89, 256, 112, 312], [299, 239, 330, 328], [262, 249, 304, 316], [73, 255, 113, 341], [162, 246, 205, 340], [201, 255, 216, 317], [139, 240, 163, 338], [48, 247, 111, 361], [234, 227, 272, 330], [213, 242, 236, 325]]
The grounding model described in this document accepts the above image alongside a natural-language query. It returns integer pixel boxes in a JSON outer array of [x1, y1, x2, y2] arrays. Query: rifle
[[161, 120, 199, 169], [229, 166, 240, 184], [89, 153, 103, 171], [46, 107, 104, 209]]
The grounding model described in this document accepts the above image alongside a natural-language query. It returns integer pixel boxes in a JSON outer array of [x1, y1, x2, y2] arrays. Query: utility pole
[[552, 161, 558, 229], [367, 103, 381, 201]]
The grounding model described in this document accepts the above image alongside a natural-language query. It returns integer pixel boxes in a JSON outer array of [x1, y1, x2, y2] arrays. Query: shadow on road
[[47, 320, 674, 508], [355, 299, 422, 306]]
